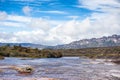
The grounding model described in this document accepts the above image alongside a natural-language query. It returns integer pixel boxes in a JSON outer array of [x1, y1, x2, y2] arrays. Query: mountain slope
[[0, 34, 120, 49], [51, 34, 120, 49]]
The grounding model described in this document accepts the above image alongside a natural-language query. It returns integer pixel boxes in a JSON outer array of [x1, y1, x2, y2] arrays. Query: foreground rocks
[[22, 78, 59, 80], [0, 78, 60, 80], [0, 65, 34, 74], [111, 59, 120, 64], [0, 56, 4, 60], [11, 65, 34, 73], [109, 70, 120, 79]]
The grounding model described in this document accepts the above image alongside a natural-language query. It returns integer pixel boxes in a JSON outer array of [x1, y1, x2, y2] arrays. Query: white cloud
[[67, 16, 79, 20], [7, 15, 31, 23], [0, 12, 120, 45], [0, 11, 7, 20], [0, 21, 25, 27], [0, 0, 120, 45], [0, 13, 119, 45], [0, 15, 31, 28], [22, 6, 32, 15], [0, 32, 17, 43], [46, 11, 67, 14], [29, 18, 52, 31], [79, 0, 120, 10], [37, 10, 67, 14]]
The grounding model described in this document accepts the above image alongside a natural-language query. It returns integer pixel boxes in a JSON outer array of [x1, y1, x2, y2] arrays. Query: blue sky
[[0, 0, 120, 45], [0, 0, 92, 19]]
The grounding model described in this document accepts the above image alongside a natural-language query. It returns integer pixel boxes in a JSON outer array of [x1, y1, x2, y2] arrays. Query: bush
[[0, 46, 62, 58]]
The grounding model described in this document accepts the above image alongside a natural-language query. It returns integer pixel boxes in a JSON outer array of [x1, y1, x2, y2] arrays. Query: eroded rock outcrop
[[11, 65, 34, 73], [0, 65, 34, 73]]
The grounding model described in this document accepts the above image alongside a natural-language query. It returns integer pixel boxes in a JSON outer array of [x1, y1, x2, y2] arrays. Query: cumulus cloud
[[0, 0, 120, 45], [22, 6, 31, 15], [7, 15, 31, 23], [79, 0, 120, 11], [0, 15, 31, 28], [0, 21, 25, 27], [0, 32, 17, 43], [1, 13, 119, 45], [29, 18, 52, 31], [0, 11, 7, 20]]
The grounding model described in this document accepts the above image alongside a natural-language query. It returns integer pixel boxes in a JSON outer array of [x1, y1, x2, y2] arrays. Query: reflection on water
[[0, 57, 120, 80]]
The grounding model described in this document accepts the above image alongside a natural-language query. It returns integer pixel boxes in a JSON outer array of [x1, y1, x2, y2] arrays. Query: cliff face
[[52, 34, 120, 49]]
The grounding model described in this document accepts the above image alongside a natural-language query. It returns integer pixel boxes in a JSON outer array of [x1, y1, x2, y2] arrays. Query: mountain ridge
[[49, 34, 120, 49], [0, 34, 120, 49], [0, 43, 47, 49]]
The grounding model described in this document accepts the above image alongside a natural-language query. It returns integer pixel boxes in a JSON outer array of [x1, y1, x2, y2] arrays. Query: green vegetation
[[55, 46, 120, 59], [0, 44, 120, 60], [0, 45, 62, 58]]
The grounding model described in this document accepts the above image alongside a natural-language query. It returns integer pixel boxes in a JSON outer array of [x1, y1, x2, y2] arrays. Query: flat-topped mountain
[[51, 34, 120, 49], [0, 34, 120, 49]]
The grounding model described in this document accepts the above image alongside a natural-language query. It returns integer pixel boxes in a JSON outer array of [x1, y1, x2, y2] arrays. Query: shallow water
[[0, 57, 120, 80]]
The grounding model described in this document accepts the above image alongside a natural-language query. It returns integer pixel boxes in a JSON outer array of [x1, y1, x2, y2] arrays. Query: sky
[[0, 0, 120, 45]]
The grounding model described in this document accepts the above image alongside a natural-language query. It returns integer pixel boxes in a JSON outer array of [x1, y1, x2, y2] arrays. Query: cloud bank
[[0, 0, 120, 45]]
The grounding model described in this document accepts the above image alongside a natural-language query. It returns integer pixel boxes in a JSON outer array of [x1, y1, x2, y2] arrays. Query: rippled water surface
[[0, 57, 120, 80]]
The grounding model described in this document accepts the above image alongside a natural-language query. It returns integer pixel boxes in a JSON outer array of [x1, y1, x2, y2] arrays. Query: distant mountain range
[[0, 43, 47, 49], [0, 34, 120, 49], [49, 34, 120, 49]]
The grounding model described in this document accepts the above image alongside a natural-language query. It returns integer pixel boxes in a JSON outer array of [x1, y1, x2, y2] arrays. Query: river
[[0, 57, 120, 80]]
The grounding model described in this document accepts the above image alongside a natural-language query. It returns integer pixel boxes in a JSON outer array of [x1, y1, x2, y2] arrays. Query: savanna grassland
[[55, 46, 120, 59], [0, 45, 120, 61], [0, 45, 62, 59]]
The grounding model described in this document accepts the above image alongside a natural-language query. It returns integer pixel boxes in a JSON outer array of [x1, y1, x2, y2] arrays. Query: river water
[[0, 57, 120, 80]]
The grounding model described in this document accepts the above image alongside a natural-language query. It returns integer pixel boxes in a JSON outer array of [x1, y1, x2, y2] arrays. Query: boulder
[[11, 65, 34, 73], [0, 56, 4, 60], [0, 69, 3, 73], [0, 65, 34, 74], [111, 59, 120, 64]]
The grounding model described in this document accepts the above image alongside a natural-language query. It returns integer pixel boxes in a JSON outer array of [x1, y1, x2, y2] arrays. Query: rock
[[38, 78, 59, 80], [0, 56, 4, 60], [111, 73, 120, 78], [22, 78, 59, 80], [0, 69, 3, 73], [111, 59, 120, 64], [11, 65, 34, 73], [0, 65, 34, 73], [109, 70, 120, 78]]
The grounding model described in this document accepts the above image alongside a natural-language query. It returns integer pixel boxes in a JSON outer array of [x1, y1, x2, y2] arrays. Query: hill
[[0, 34, 120, 49], [51, 34, 120, 49]]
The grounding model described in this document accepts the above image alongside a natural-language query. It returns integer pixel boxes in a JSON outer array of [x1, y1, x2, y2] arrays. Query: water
[[0, 57, 120, 80]]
